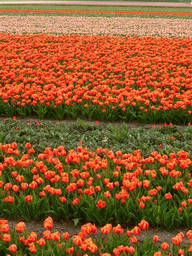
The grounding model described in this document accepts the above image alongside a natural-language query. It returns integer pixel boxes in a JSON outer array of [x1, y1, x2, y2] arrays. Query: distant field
[[1, 0, 189, 1], [1, 0, 192, 3], [0, 3, 192, 13]]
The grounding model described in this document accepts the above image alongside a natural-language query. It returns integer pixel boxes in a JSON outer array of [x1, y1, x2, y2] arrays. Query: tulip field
[[0, 2, 192, 255]]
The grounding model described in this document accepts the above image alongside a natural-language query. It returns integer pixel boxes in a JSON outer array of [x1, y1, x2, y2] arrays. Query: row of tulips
[[1, 15, 191, 39], [1, 217, 192, 255], [0, 34, 192, 123], [0, 141, 192, 229], [0, 10, 192, 16]]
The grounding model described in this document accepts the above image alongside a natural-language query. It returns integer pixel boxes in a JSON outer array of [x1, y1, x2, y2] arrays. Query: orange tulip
[[129, 246, 135, 255], [44, 217, 53, 230], [25, 195, 32, 202], [161, 242, 169, 250], [73, 235, 83, 246], [113, 224, 123, 235], [28, 245, 37, 254], [143, 180, 150, 188], [148, 189, 157, 196], [131, 226, 141, 236], [165, 193, 172, 200], [171, 236, 182, 245], [25, 142, 31, 149], [3, 234, 11, 243], [43, 230, 52, 240], [63, 232, 69, 240], [57, 243, 62, 249], [12, 185, 19, 192], [16, 222, 25, 233], [72, 198, 79, 206], [139, 201, 145, 209], [187, 230, 192, 239], [130, 236, 137, 244], [8, 244, 17, 253], [96, 199, 105, 209], [101, 224, 112, 235], [0, 224, 9, 233], [21, 183, 28, 190], [138, 220, 149, 230], [37, 238, 46, 246], [153, 235, 159, 242], [104, 191, 111, 198], [113, 248, 120, 256], [178, 249, 185, 256], [29, 181, 38, 189], [66, 247, 74, 254], [27, 232, 37, 243], [181, 201, 187, 208], [88, 243, 98, 253], [126, 231, 132, 237], [51, 232, 60, 241]]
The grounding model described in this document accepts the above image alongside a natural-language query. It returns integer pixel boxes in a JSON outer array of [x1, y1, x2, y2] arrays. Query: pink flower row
[[4, 1, 192, 7], [0, 15, 191, 38]]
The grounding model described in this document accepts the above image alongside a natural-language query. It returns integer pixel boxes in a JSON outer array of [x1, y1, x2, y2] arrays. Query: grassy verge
[[1, 12, 192, 18], [1, 118, 191, 157], [0, 4, 192, 13]]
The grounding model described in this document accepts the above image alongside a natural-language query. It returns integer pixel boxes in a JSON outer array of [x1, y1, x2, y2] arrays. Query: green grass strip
[[0, 4, 192, 13], [0, 12, 192, 19]]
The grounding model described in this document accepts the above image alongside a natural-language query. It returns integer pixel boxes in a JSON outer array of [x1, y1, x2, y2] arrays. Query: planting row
[[0, 141, 192, 229], [1, 217, 192, 255], [1, 10, 192, 16], [0, 15, 192, 38], [0, 34, 192, 123], [1, 117, 192, 157]]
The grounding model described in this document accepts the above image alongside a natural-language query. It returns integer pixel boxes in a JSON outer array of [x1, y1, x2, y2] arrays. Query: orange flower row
[[0, 10, 191, 16], [1, 217, 192, 255], [0, 34, 191, 122], [0, 141, 192, 221], [0, 34, 192, 123]]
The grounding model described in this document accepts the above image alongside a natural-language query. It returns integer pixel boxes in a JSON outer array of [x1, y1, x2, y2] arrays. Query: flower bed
[[0, 141, 192, 255], [1, 5, 192, 256], [0, 34, 192, 124], [1, 217, 192, 255], [0, 9, 192, 15], [1, 15, 192, 38], [0, 142, 192, 228]]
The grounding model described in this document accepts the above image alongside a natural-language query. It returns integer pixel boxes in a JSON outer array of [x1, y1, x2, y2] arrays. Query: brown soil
[[6, 218, 190, 249]]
